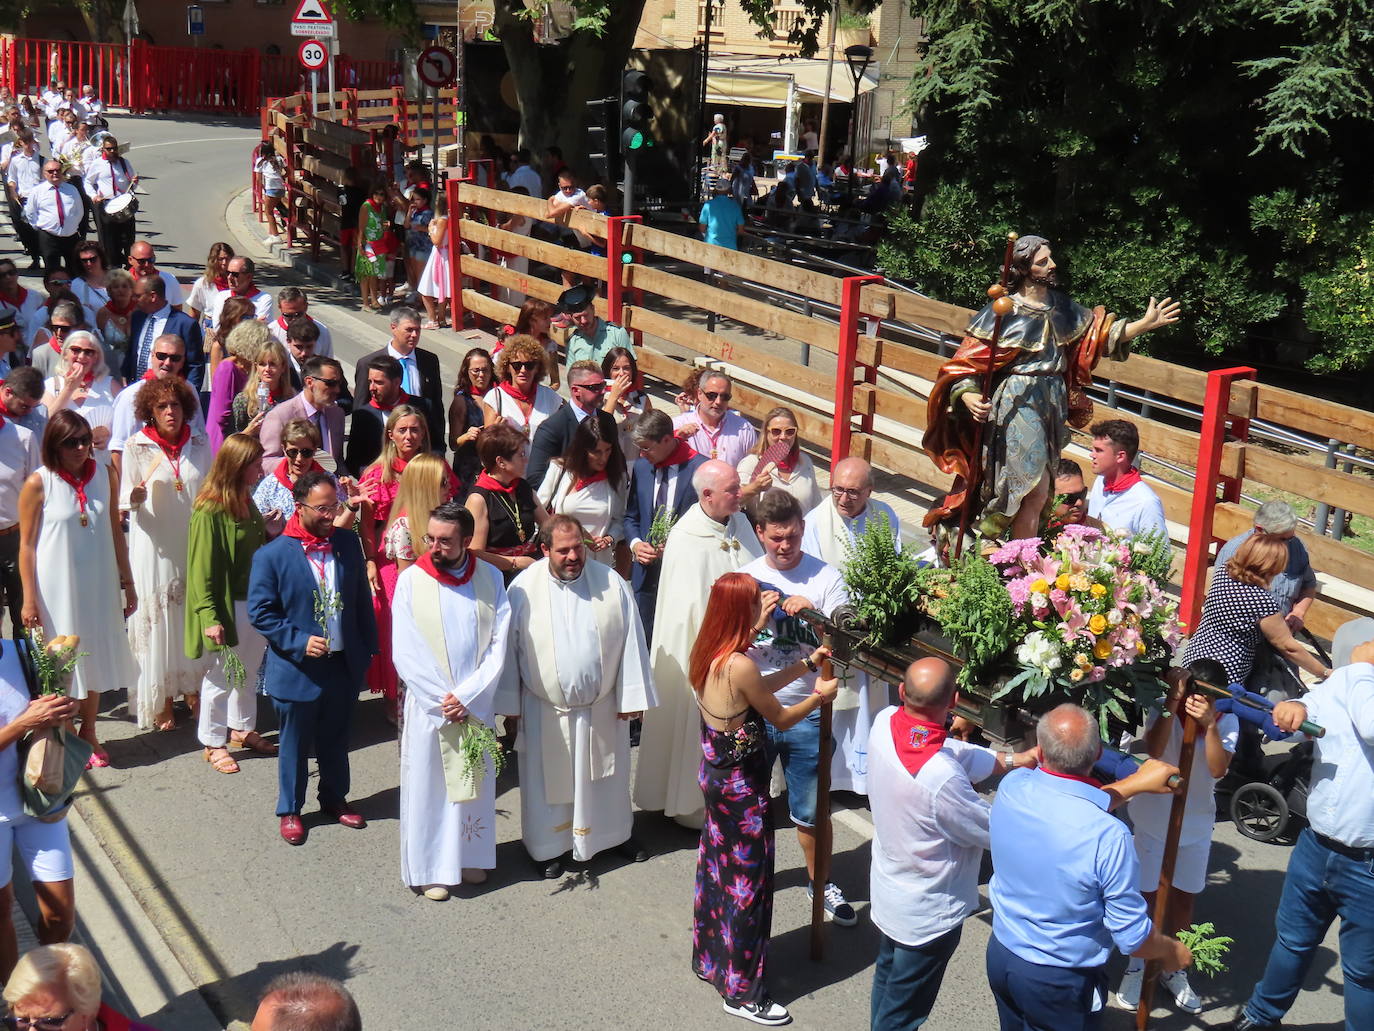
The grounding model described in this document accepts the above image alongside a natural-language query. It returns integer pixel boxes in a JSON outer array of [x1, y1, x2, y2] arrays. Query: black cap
[[0, 311, 15, 334], [556, 284, 596, 315]]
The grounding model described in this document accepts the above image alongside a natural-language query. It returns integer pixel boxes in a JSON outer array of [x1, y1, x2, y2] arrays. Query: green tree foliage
[[880, 0, 1374, 372]]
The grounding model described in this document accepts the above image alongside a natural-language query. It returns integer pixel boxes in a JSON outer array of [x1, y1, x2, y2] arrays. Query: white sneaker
[[1162, 968, 1202, 1014], [722, 997, 791, 1026], [1115, 965, 1143, 1009], [264, 234, 281, 245]]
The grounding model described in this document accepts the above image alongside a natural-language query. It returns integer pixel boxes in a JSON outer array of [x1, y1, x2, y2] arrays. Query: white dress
[[482, 384, 564, 441], [119, 431, 213, 727], [536, 463, 627, 567], [417, 242, 450, 302], [737, 452, 823, 516], [35, 466, 138, 700], [44, 374, 119, 467]]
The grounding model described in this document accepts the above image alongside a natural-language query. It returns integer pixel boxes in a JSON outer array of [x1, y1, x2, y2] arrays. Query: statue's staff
[[953, 231, 1018, 561]]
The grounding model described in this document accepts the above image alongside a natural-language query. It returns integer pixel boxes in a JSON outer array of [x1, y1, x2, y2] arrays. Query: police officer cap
[[557, 284, 596, 315], [0, 311, 15, 334]]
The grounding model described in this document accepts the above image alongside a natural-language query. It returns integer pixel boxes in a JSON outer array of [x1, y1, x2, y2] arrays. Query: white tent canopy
[[706, 55, 879, 109]]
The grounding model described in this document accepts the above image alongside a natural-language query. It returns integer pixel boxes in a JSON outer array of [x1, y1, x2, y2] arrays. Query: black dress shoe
[[617, 837, 649, 862], [1225, 1012, 1272, 1030], [533, 853, 565, 878]]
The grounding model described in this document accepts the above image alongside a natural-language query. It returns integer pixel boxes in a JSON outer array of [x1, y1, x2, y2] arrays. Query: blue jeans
[[871, 926, 962, 1030], [764, 708, 821, 827], [1243, 827, 1374, 1030]]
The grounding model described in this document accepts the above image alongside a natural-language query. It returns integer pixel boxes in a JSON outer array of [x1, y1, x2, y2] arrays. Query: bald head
[[830, 457, 874, 518], [900, 658, 956, 714], [250, 973, 360, 1031], [1036, 704, 1101, 777], [694, 459, 742, 522]]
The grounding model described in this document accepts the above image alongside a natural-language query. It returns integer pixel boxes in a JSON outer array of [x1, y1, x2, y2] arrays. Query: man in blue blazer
[[249, 470, 378, 846], [123, 273, 206, 391], [622, 409, 707, 642]]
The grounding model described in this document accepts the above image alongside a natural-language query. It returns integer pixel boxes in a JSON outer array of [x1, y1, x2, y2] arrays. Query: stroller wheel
[[1231, 782, 1289, 842]]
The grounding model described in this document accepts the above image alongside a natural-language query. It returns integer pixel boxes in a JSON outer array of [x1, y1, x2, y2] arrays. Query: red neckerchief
[[141, 369, 159, 382], [369, 389, 408, 412], [391, 456, 411, 476], [0, 286, 27, 306], [572, 470, 608, 492], [56, 457, 97, 523], [498, 379, 536, 406], [142, 422, 191, 489], [1040, 767, 1102, 789], [1102, 466, 1143, 495], [277, 314, 314, 334], [232, 285, 258, 300], [282, 513, 331, 552], [213, 275, 229, 291], [105, 298, 135, 317], [475, 471, 516, 494], [49, 337, 63, 353], [653, 438, 697, 469], [416, 550, 476, 587], [274, 457, 324, 491], [889, 709, 948, 776]]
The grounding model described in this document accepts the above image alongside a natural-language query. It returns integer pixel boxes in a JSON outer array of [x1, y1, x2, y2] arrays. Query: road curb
[[225, 187, 357, 298]]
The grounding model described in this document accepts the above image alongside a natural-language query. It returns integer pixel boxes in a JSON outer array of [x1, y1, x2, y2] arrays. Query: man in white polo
[[1086, 418, 1168, 538]]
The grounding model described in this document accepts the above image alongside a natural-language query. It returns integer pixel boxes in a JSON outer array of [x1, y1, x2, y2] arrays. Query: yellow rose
[[1076, 653, 1092, 668], [1090, 583, 1107, 598], [1088, 613, 1108, 635], [1094, 639, 1114, 660], [1055, 574, 1071, 592], [1070, 667, 1086, 682], [1069, 573, 1091, 592], [1137, 640, 1147, 654], [1030, 579, 1050, 595]]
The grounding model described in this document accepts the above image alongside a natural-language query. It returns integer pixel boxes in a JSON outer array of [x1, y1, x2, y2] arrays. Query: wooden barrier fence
[[438, 180, 1374, 639]]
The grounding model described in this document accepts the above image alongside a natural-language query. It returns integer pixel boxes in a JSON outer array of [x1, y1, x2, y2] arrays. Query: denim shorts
[[764, 707, 822, 827]]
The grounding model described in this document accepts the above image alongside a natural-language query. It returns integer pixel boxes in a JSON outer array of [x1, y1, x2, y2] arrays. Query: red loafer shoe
[[322, 803, 366, 830], [279, 814, 306, 846]]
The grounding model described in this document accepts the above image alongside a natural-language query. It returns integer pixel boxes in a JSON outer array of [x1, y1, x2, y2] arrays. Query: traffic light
[[585, 95, 619, 183], [620, 69, 654, 158]]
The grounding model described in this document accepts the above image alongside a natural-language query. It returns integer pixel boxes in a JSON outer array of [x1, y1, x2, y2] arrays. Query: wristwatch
[[802, 656, 819, 673], [1003, 749, 1019, 769]]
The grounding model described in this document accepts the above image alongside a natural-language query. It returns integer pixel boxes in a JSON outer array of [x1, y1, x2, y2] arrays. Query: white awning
[[706, 55, 879, 109]]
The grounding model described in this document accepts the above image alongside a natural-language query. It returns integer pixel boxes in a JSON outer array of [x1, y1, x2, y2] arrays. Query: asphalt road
[[6, 114, 1352, 1031]]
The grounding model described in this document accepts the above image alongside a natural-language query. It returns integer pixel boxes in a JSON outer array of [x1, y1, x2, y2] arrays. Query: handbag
[[20, 726, 93, 821]]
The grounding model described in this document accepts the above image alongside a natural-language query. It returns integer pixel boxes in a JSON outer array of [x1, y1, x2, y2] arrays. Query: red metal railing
[[129, 39, 260, 116], [1, 35, 130, 108]]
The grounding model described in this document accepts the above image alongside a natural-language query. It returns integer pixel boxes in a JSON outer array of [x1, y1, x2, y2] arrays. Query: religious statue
[[922, 234, 1180, 546]]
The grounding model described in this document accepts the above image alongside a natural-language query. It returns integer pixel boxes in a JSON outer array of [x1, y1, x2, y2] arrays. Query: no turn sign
[[298, 39, 328, 70], [417, 45, 456, 89]]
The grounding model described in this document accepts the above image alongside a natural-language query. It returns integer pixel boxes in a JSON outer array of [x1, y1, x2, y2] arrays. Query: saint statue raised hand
[[922, 235, 1180, 544]]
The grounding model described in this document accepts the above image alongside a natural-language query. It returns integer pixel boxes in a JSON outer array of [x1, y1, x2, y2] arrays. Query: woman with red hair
[[688, 571, 837, 1026]]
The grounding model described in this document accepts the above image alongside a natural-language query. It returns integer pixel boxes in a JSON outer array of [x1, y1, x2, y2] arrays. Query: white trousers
[[196, 599, 266, 748]]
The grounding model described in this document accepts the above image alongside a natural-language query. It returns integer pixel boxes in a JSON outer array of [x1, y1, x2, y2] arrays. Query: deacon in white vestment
[[632, 460, 762, 828], [505, 515, 656, 875], [801, 456, 903, 565], [392, 504, 511, 896]]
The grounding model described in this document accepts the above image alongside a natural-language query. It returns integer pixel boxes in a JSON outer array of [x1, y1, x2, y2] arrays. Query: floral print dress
[[692, 707, 773, 1005]]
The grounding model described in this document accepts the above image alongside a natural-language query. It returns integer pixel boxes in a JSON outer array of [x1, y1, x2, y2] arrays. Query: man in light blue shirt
[[1232, 645, 1374, 1030], [698, 181, 745, 251], [987, 703, 1191, 1030], [560, 284, 634, 369]]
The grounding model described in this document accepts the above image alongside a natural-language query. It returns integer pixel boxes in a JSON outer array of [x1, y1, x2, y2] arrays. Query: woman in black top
[[447, 347, 498, 492], [465, 422, 550, 584]]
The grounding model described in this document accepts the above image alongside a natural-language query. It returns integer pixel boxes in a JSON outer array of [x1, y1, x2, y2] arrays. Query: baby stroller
[[1226, 738, 1314, 843]]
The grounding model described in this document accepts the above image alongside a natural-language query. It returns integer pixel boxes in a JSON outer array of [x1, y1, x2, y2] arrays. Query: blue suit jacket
[[247, 529, 378, 702], [623, 452, 708, 596], [123, 309, 207, 392]]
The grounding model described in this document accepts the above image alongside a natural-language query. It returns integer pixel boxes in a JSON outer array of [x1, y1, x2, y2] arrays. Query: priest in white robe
[[393, 502, 512, 900], [506, 514, 656, 878], [801, 456, 903, 565], [632, 460, 763, 829]]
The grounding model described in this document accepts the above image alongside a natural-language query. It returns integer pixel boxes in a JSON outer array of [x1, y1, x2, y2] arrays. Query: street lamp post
[[843, 44, 872, 207]]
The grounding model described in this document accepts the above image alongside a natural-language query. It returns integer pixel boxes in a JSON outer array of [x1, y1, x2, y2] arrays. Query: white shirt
[[46, 121, 70, 152], [1128, 709, 1239, 845], [157, 269, 186, 308], [299, 539, 344, 650], [1087, 476, 1169, 539], [0, 419, 39, 528], [269, 314, 334, 357], [869, 708, 998, 947], [255, 158, 284, 193], [81, 96, 105, 123], [70, 276, 110, 311], [740, 552, 849, 705], [1300, 663, 1374, 849], [6, 150, 42, 197], [129, 304, 171, 377], [24, 181, 82, 235], [83, 154, 135, 199], [210, 286, 273, 328], [508, 164, 542, 198], [0, 288, 48, 345]]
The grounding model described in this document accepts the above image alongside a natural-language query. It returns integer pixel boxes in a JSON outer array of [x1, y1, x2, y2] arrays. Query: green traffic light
[[623, 128, 645, 150]]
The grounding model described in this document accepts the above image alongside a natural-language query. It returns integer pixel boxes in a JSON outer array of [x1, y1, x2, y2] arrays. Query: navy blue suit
[[248, 528, 378, 817], [623, 452, 707, 641], [123, 308, 207, 392]]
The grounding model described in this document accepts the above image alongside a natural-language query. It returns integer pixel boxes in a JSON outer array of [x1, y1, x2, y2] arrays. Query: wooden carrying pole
[[1136, 709, 1198, 1030], [809, 637, 835, 961]]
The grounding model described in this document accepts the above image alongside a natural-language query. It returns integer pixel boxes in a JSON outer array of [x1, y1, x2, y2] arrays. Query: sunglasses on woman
[[508, 361, 540, 372], [60, 434, 93, 450], [285, 447, 316, 460]]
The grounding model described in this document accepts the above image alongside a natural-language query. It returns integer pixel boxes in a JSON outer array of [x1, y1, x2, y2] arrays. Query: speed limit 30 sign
[[298, 39, 328, 71]]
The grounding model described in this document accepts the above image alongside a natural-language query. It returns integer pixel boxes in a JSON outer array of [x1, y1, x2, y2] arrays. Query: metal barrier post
[[606, 215, 642, 333], [832, 274, 882, 462], [1179, 366, 1257, 630]]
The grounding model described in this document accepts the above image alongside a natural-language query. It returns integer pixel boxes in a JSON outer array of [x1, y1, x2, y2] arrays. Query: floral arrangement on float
[[843, 518, 1180, 734]]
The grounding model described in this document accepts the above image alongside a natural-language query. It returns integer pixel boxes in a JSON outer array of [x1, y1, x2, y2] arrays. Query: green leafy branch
[[1178, 922, 1235, 977]]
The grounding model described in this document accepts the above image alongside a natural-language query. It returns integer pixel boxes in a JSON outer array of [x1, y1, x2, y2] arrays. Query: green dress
[[354, 199, 391, 279]]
